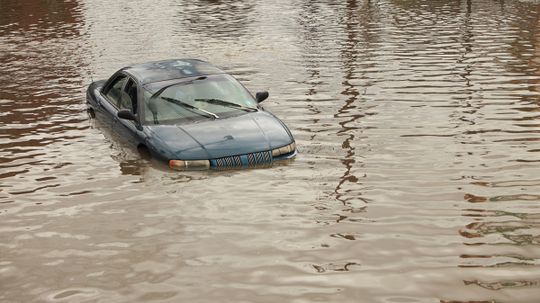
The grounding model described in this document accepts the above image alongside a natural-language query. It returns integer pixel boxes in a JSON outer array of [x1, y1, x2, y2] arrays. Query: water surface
[[1, 0, 540, 302]]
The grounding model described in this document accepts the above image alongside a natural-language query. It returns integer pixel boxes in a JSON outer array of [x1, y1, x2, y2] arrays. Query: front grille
[[210, 150, 273, 168]]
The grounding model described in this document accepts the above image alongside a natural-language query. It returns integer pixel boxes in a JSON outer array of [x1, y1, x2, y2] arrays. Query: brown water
[[1, 0, 540, 302]]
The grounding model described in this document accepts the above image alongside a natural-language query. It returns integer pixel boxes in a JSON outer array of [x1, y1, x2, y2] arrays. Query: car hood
[[146, 111, 293, 160]]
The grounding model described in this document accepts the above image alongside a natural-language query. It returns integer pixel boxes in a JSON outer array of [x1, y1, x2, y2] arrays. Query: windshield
[[142, 74, 257, 124]]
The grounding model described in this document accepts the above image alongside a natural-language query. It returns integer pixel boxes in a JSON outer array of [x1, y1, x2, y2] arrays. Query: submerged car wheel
[[137, 145, 152, 160]]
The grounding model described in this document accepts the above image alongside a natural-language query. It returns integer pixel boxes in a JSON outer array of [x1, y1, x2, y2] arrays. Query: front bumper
[[169, 142, 297, 170]]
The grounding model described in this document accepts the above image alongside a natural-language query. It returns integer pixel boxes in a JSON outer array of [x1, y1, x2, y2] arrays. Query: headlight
[[169, 159, 210, 170], [272, 142, 296, 157]]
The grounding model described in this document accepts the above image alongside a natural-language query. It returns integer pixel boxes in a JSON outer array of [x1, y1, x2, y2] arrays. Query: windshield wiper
[[194, 98, 258, 112], [161, 96, 219, 119], [149, 76, 207, 99]]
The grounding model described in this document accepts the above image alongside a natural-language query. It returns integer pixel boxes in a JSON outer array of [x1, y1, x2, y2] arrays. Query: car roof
[[122, 59, 226, 85]]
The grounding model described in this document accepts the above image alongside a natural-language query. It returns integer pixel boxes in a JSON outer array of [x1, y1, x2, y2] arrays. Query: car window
[[105, 75, 128, 108], [120, 79, 137, 113]]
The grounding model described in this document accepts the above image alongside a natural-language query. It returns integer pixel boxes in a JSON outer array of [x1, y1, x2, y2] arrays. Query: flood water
[[1, 0, 540, 302]]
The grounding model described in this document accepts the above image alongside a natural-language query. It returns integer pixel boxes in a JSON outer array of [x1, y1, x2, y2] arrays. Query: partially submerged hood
[[147, 112, 293, 160]]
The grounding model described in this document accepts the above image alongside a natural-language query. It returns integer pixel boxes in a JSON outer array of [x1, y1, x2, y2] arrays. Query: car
[[86, 59, 296, 170]]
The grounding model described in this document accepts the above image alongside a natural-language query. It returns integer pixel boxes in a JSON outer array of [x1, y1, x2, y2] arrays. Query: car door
[[97, 74, 141, 147], [95, 74, 128, 130], [115, 78, 144, 147]]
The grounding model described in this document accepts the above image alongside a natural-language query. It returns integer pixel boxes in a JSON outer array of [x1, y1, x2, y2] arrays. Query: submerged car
[[86, 59, 296, 170]]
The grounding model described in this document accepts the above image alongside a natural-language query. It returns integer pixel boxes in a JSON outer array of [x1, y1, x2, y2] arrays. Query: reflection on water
[[178, 0, 255, 38], [1, 0, 540, 302]]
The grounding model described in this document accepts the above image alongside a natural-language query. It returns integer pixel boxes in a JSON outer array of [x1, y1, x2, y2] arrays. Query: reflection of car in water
[[86, 59, 296, 170]]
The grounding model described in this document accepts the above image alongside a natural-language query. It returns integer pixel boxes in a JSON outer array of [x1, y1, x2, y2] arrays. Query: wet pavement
[[1, 0, 540, 302]]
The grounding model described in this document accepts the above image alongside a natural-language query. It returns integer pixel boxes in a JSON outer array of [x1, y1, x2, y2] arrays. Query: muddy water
[[1, 0, 540, 302]]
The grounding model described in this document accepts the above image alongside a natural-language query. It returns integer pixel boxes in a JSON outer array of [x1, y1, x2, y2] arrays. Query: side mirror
[[255, 91, 269, 103], [117, 109, 136, 121]]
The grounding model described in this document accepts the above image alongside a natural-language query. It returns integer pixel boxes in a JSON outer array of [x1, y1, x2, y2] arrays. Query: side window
[[104, 75, 127, 107], [121, 79, 138, 113]]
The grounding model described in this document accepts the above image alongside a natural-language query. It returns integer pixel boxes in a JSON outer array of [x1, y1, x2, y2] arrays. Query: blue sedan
[[86, 59, 296, 170]]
